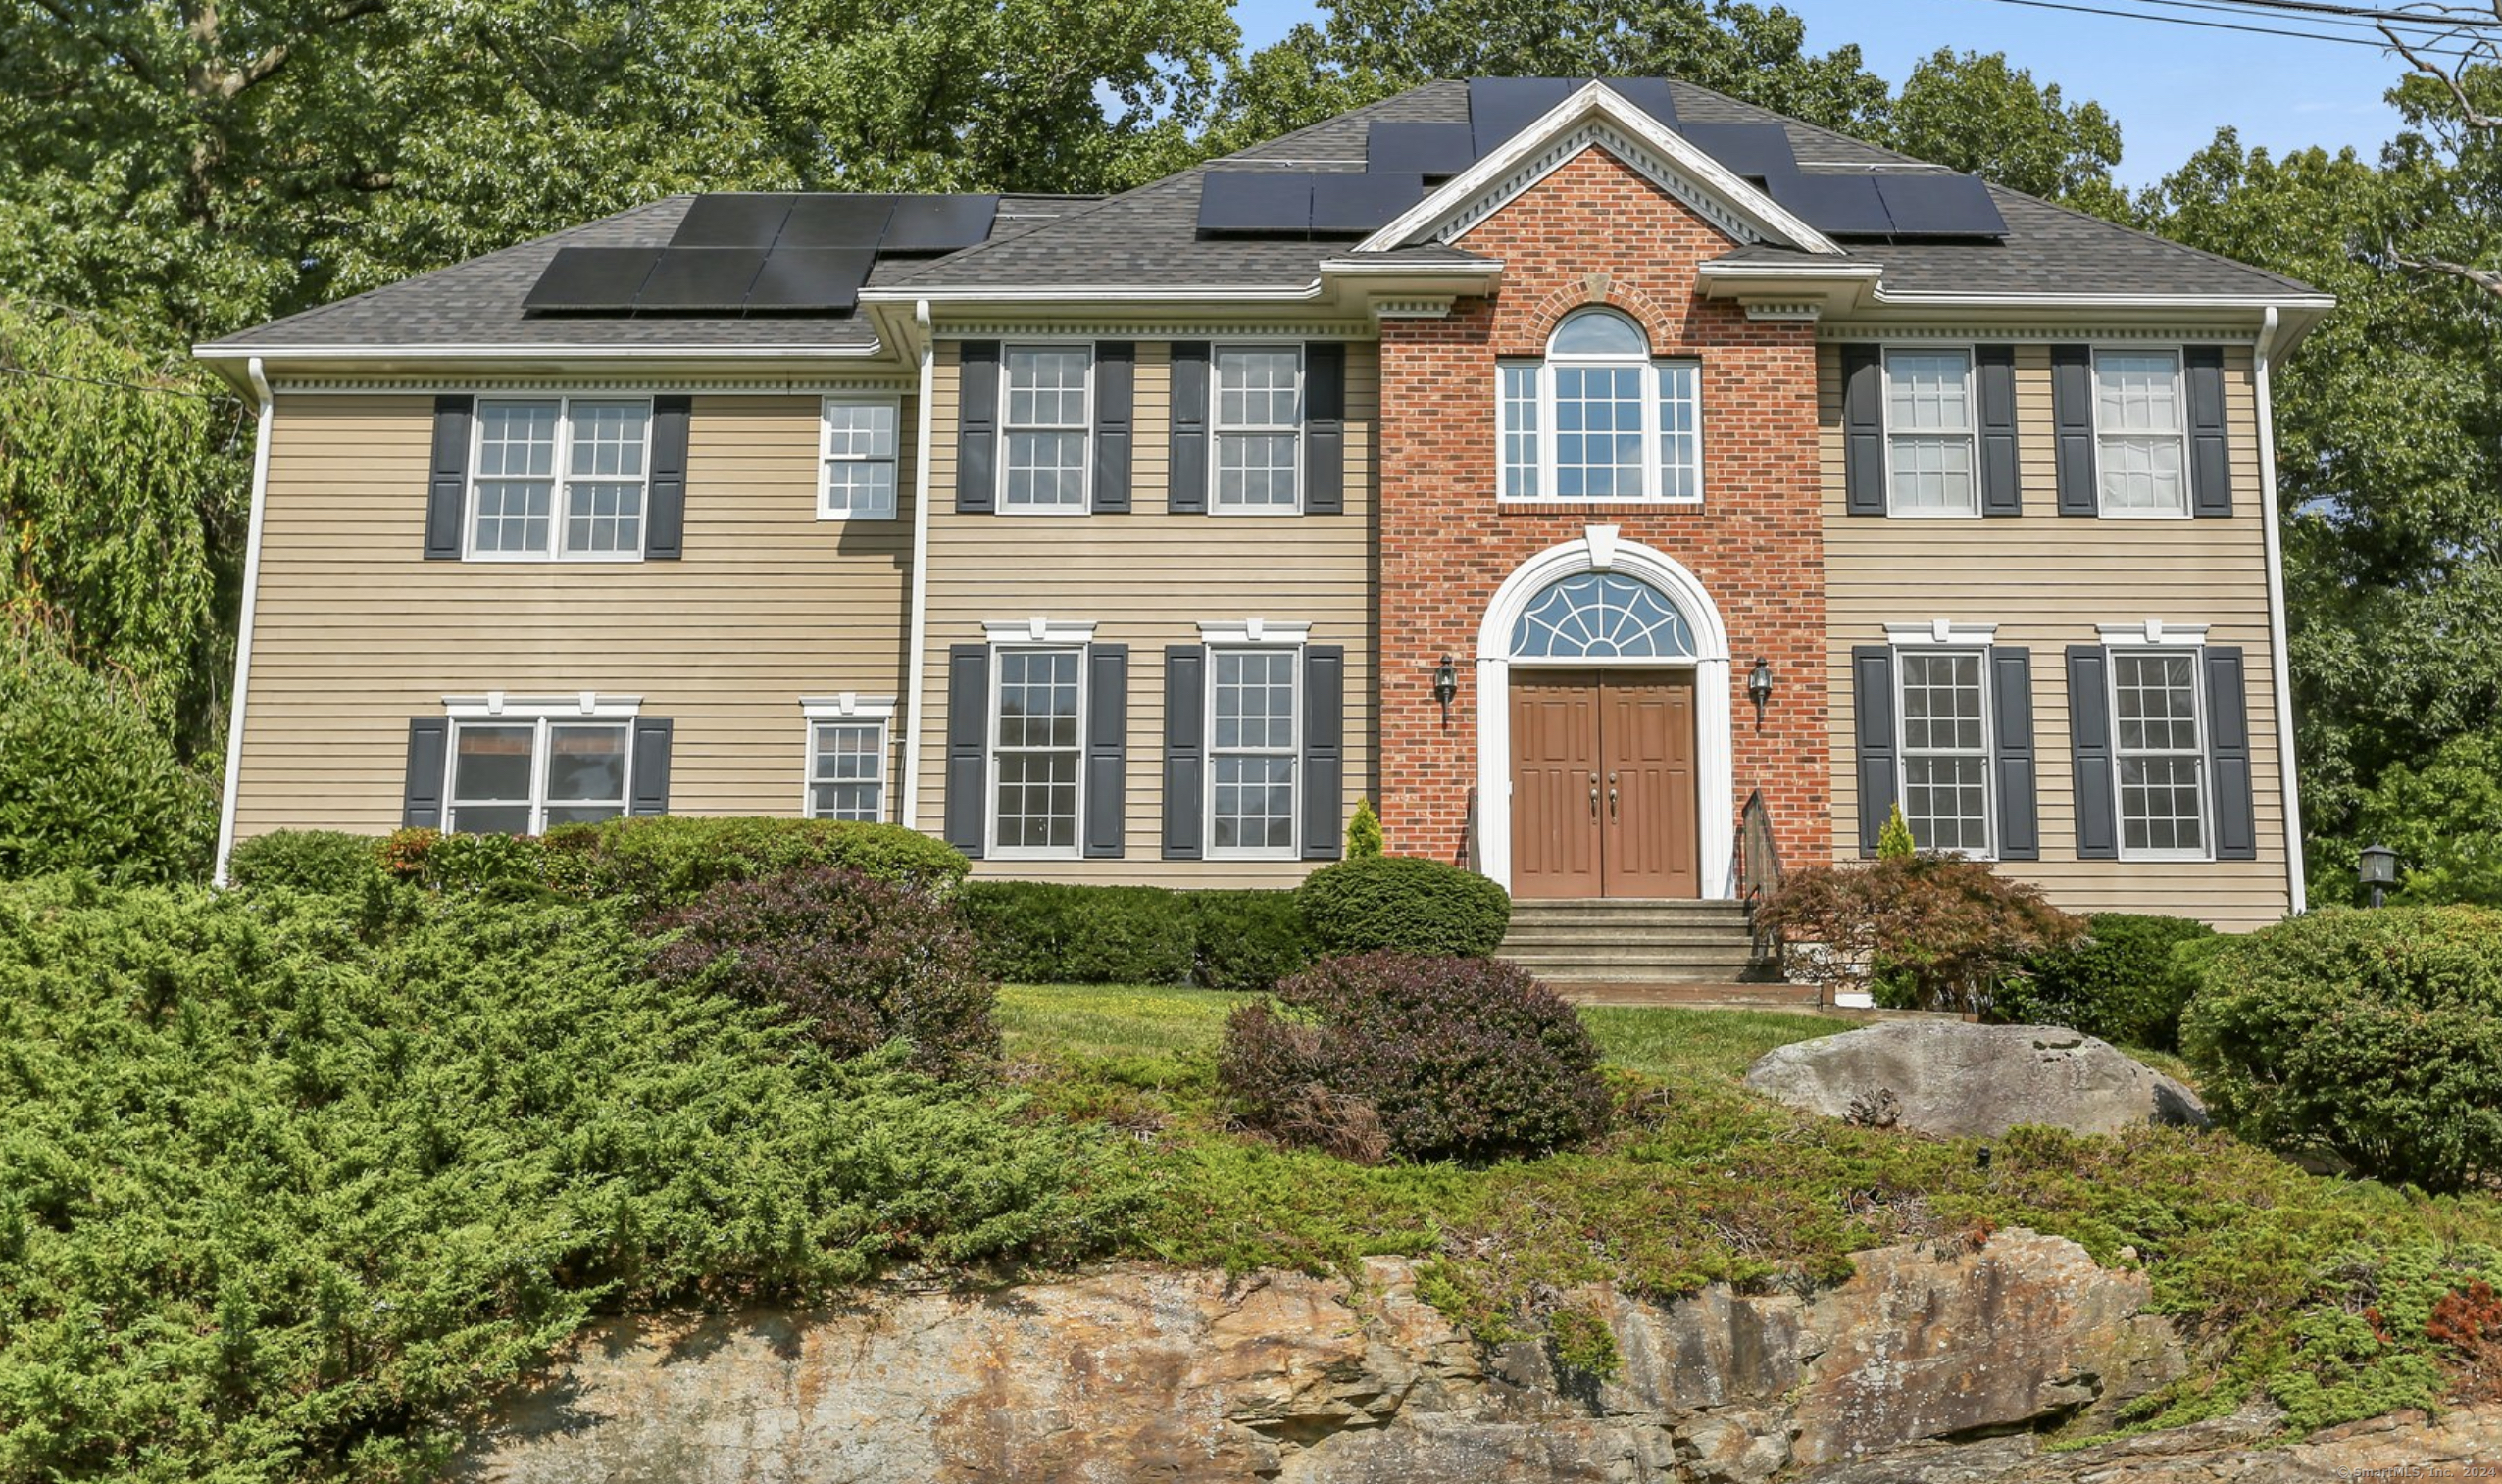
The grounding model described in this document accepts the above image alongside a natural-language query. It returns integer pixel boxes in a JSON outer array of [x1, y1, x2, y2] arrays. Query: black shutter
[[1851, 645, 1896, 856], [1092, 342, 1133, 514], [2205, 645, 2258, 860], [645, 395, 690, 559], [944, 645, 989, 857], [1302, 645, 1345, 860], [1084, 644, 1128, 857], [1169, 342, 1210, 514], [1841, 345, 1885, 517], [629, 717, 674, 816], [402, 718, 450, 828], [425, 396, 473, 560], [2067, 645, 2119, 859], [2052, 345, 2098, 518], [956, 341, 1000, 515], [1304, 342, 1345, 516], [1163, 645, 1205, 859], [1977, 346, 2021, 518], [2185, 346, 2233, 519], [1989, 646, 2039, 861]]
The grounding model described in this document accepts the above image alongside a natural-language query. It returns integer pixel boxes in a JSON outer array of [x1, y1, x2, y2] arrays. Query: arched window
[[1500, 308, 1701, 504], [1510, 571, 1698, 659]]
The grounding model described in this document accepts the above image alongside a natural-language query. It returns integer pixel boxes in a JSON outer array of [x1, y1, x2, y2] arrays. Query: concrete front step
[[1499, 896, 1777, 989], [1502, 946, 1761, 969], [1502, 927, 1764, 949], [1551, 981, 1825, 1009]]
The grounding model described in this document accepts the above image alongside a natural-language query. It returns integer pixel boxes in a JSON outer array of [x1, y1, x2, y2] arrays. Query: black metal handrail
[[1733, 787, 1783, 960]]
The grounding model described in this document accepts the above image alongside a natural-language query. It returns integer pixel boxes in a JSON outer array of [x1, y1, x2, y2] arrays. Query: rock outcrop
[[459, 1228, 2225, 1483], [1742, 1020, 2208, 1139]]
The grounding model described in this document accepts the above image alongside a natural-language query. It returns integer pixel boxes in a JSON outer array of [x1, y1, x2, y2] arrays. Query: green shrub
[[1220, 952, 1611, 1162], [225, 829, 385, 897], [957, 879, 1198, 985], [1759, 856, 2084, 1015], [423, 829, 558, 897], [1296, 855, 1511, 958], [1346, 798, 1384, 859], [2183, 906, 2502, 1192], [571, 816, 969, 905], [1876, 801, 1917, 860], [0, 630, 217, 886], [0, 878, 1120, 1482], [1996, 912, 2220, 1049], [1187, 889, 1318, 991], [647, 866, 998, 1072]]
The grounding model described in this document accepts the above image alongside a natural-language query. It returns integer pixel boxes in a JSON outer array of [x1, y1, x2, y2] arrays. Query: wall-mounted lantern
[[1746, 656, 1774, 729], [1433, 655, 1459, 724]]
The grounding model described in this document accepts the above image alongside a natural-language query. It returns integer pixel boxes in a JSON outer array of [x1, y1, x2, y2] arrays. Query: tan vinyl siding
[[234, 392, 915, 838], [1820, 342, 2291, 929], [916, 339, 1379, 887]]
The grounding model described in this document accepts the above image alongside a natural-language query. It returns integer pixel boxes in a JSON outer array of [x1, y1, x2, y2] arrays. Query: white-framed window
[[1204, 637, 1301, 858], [2110, 646, 2208, 858], [1896, 649, 1992, 857], [2093, 349, 2190, 517], [468, 397, 652, 560], [821, 397, 899, 519], [984, 626, 1090, 858], [1214, 345, 1303, 514], [440, 696, 640, 834], [799, 696, 894, 821], [1497, 307, 1702, 503], [1882, 348, 1977, 518], [999, 345, 1091, 513]]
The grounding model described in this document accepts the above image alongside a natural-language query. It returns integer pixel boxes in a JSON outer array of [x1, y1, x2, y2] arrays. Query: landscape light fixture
[[1432, 655, 1459, 723], [1747, 657, 1774, 728], [2358, 842, 2399, 909]]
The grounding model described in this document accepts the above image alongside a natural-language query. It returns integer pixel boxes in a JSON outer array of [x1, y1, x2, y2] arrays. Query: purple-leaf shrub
[[1220, 952, 1612, 1162], [646, 866, 998, 1072]]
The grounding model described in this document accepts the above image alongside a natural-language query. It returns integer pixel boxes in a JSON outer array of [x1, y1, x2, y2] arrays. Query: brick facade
[[1375, 146, 1832, 884]]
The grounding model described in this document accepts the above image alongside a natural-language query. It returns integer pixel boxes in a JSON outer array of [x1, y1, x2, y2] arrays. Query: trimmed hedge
[[956, 879, 1319, 991], [1995, 912, 2220, 1050], [1220, 952, 1611, 1162], [2183, 906, 2502, 1192], [376, 816, 970, 906], [225, 829, 385, 897], [1296, 855, 1511, 958]]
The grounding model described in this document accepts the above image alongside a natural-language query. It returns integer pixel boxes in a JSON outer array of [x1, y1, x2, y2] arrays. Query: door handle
[[1588, 780, 1600, 818], [1608, 771, 1620, 820]]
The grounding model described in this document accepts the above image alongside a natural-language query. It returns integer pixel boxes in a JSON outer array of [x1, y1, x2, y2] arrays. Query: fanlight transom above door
[[1509, 571, 1698, 660]]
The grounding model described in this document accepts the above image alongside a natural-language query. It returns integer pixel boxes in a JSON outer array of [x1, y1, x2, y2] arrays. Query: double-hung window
[[990, 646, 1084, 854], [469, 397, 652, 559], [446, 715, 631, 834], [2094, 350, 2189, 517], [1499, 307, 1702, 503], [1882, 349, 1977, 517], [1208, 646, 1299, 856], [1000, 346, 1091, 512], [821, 397, 899, 519], [801, 697, 892, 821], [2111, 648, 2208, 856], [1895, 649, 1992, 856], [1214, 347, 1303, 513]]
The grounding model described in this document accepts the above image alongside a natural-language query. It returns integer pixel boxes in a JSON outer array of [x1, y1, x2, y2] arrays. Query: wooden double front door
[[1510, 669, 1700, 899]]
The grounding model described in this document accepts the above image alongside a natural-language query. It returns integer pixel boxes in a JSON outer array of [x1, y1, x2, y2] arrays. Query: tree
[[1888, 48, 2130, 222], [1209, 0, 1890, 157]]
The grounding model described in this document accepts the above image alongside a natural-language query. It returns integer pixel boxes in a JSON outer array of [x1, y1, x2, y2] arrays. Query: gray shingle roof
[[200, 78, 2321, 356]]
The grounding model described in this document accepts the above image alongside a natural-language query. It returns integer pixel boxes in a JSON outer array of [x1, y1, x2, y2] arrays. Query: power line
[[0, 364, 245, 406], [1952, 0, 2486, 53], [2197, 0, 2502, 30]]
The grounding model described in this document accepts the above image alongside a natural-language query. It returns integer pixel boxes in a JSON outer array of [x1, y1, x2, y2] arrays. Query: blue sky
[[1229, 0, 2409, 188]]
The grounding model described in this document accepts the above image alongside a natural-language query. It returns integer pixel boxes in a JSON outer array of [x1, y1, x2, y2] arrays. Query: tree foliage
[[0, 626, 220, 885], [1888, 48, 2129, 221]]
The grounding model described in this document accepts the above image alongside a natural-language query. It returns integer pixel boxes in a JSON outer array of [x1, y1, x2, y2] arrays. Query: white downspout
[[2253, 306, 2307, 914], [212, 356, 275, 886], [899, 301, 936, 832]]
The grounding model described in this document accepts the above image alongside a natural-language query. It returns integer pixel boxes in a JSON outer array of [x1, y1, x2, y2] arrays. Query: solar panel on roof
[[523, 247, 665, 312], [670, 194, 796, 247], [1197, 172, 1313, 233], [1674, 123, 1798, 180], [1601, 77, 1680, 128], [1767, 173, 1894, 235], [777, 195, 895, 248], [1366, 121, 1478, 176], [1467, 76, 1578, 157], [742, 248, 876, 312], [1312, 172, 1423, 233], [1871, 173, 2009, 238], [633, 247, 770, 311], [880, 194, 1000, 252]]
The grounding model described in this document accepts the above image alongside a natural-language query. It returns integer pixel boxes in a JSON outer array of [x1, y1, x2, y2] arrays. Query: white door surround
[[1474, 527, 1736, 899]]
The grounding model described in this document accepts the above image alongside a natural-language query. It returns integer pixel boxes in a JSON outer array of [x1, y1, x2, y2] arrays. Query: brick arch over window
[[1501, 281, 1679, 358]]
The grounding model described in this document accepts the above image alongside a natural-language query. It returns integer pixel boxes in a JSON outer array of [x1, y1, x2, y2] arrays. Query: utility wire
[[1952, 0, 2485, 53], [0, 364, 244, 404], [2191, 0, 2502, 29]]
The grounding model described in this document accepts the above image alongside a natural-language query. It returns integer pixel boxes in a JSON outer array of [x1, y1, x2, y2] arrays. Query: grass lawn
[[999, 981, 2502, 1438]]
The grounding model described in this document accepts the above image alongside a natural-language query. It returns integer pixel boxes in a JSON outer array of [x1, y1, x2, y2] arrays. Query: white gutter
[[2252, 305, 2308, 913], [212, 357, 275, 886], [898, 300, 936, 833], [192, 341, 887, 361]]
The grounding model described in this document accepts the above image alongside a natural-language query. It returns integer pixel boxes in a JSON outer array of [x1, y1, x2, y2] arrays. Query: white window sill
[[992, 507, 1092, 518], [986, 847, 1085, 862], [2118, 850, 2216, 865], [1495, 496, 1704, 509], [2095, 507, 2195, 520], [1207, 847, 1301, 863], [1881, 508, 1982, 520], [817, 510, 899, 523], [1209, 507, 1308, 518], [461, 552, 649, 564]]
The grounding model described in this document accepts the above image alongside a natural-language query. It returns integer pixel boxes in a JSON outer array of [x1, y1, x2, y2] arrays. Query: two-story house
[[196, 78, 2330, 950]]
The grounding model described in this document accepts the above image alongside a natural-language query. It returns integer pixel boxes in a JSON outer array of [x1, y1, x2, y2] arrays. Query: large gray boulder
[[1742, 1021, 2206, 1139]]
